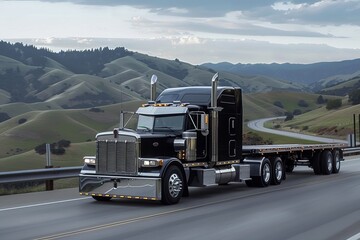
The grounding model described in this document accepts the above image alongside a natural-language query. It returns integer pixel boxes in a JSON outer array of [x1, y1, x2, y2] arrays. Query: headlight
[[84, 156, 96, 165], [139, 158, 163, 168]]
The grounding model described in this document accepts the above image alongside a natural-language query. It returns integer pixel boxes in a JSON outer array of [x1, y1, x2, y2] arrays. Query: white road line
[[0, 197, 91, 212], [347, 232, 360, 240]]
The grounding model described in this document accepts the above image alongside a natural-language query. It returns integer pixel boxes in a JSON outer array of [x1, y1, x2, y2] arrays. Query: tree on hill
[[0, 112, 11, 123], [317, 95, 326, 104], [34, 140, 71, 155], [326, 99, 342, 110], [349, 89, 360, 105], [0, 41, 133, 75], [298, 99, 309, 108]]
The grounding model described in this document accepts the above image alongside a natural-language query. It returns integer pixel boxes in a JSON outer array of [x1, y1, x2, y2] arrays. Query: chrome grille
[[97, 139, 138, 175]]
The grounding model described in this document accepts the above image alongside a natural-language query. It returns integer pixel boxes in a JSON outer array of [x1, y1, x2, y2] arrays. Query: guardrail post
[[45, 144, 54, 191], [354, 114, 357, 148]]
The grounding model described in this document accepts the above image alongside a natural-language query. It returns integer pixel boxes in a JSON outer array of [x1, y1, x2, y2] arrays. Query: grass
[[271, 102, 356, 140]]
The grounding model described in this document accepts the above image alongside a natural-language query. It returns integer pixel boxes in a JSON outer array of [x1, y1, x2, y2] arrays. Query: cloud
[[171, 36, 206, 45], [7, 37, 360, 64], [267, 0, 360, 25]]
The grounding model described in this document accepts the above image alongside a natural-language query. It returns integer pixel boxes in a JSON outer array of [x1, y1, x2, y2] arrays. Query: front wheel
[[161, 165, 184, 205]]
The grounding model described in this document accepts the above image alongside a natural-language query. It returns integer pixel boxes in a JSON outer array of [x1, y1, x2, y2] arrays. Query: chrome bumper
[[79, 174, 162, 200]]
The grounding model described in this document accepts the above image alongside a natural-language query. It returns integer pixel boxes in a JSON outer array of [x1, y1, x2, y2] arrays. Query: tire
[[321, 150, 333, 175], [312, 152, 322, 175], [253, 158, 271, 187], [271, 157, 283, 185], [92, 196, 112, 201], [332, 150, 341, 174], [161, 165, 184, 205]]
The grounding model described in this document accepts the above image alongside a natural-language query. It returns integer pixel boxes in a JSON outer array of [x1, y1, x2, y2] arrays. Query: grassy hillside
[[269, 98, 355, 140], [0, 101, 142, 164], [0, 90, 332, 171], [0, 42, 358, 172]]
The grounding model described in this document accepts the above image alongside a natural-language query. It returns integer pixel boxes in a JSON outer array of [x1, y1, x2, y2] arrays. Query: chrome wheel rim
[[263, 163, 271, 183], [168, 173, 182, 198], [275, 161, 283, 181], [335, 154, 340, 170], [327, 156, 333, 172]]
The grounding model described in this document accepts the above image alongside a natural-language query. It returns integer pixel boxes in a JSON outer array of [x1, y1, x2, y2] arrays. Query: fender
[[243, 156, 267, 177]]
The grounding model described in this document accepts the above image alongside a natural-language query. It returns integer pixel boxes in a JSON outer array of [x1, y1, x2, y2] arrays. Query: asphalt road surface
[[1, 156, 360, 240], [247, 117, 348, 144]]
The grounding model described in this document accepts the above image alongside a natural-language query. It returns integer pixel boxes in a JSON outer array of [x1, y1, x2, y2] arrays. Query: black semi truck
[[79, 73, 345, 204]]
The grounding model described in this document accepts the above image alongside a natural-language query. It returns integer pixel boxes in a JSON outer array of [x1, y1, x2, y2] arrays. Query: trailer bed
[[242, 143, 347, 155]]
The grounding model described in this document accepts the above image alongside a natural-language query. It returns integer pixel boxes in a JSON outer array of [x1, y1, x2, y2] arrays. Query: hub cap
[[263, 163, 271, 183], [168, 173, 182, 198], [275, 161, 283, 181]]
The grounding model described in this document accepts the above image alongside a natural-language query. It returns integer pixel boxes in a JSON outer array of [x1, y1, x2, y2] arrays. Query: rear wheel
[[271, 157, 283, 185], [321, 150, 333, 175], [253, 158, 271, 187], [161, 165, 184, 205], [332, 150, 341, 174]]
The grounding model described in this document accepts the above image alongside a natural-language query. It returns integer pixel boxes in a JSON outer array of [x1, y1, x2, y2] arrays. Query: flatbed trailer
[[79, 73, 347, 204]]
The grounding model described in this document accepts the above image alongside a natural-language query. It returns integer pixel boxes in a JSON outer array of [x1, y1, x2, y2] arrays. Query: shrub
[[285, 112, 294, 121], [34, 139, 71, 155], [273, 101, 284, 108], [0, 112, 11, 123], [349, 89, 360, 105], [317, 95, 326, 104], [293, 109, 302, 115], [298, 99, 309, 108], [18, 118, 27, 124], [326, 99, 342, 110]]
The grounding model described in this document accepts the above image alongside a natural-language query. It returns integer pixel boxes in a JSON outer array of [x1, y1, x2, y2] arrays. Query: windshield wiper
[[138, 125, 151, 131], [155, 126, 177, 132]]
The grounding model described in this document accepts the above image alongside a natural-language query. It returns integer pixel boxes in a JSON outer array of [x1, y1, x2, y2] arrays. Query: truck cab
[[79, 74, 248, 204]]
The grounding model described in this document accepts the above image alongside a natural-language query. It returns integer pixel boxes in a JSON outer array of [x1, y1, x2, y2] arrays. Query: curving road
[[247, 117, 348, 143], [1, 156, 360, 240]]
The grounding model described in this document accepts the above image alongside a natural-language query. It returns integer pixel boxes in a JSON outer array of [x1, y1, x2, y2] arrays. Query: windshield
[[137, 115, 185, 132]]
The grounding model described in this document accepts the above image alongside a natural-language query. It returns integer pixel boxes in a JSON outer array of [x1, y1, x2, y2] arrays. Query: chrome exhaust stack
[[211, 73, 219, 164], [150, 74, 157, 101]]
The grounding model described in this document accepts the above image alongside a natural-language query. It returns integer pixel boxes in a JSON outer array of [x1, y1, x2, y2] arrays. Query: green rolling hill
[[0, 41, 359, 171]]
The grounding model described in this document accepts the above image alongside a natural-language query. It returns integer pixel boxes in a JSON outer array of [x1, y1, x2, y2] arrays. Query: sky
[[1, 0, 360, 64]]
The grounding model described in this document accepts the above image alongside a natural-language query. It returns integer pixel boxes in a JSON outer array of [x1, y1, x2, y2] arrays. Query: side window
[[229, 140, 236, 157], [229, 117, 236, 136]]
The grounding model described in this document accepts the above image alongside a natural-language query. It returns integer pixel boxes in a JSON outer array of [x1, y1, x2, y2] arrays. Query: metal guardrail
[[0, 147, 359, 185], [343, 147, 360, 156], [0, 166, 82, 184]]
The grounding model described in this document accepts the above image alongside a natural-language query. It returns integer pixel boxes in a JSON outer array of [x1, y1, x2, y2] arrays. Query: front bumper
[[79, 174, 162, 201]]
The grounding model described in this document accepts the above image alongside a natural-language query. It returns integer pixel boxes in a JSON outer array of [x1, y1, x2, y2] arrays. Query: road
[[247, 117, 348, 143], [1, 156, 360, 240]]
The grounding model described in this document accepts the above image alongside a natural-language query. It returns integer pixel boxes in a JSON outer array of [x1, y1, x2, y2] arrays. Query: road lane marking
[[0, 197, 91, 212], [347, 232, 360, 240], [33, 171, 360, 240]]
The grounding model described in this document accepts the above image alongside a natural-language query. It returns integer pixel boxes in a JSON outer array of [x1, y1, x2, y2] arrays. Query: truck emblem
[[153, 142, 159, 147]]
